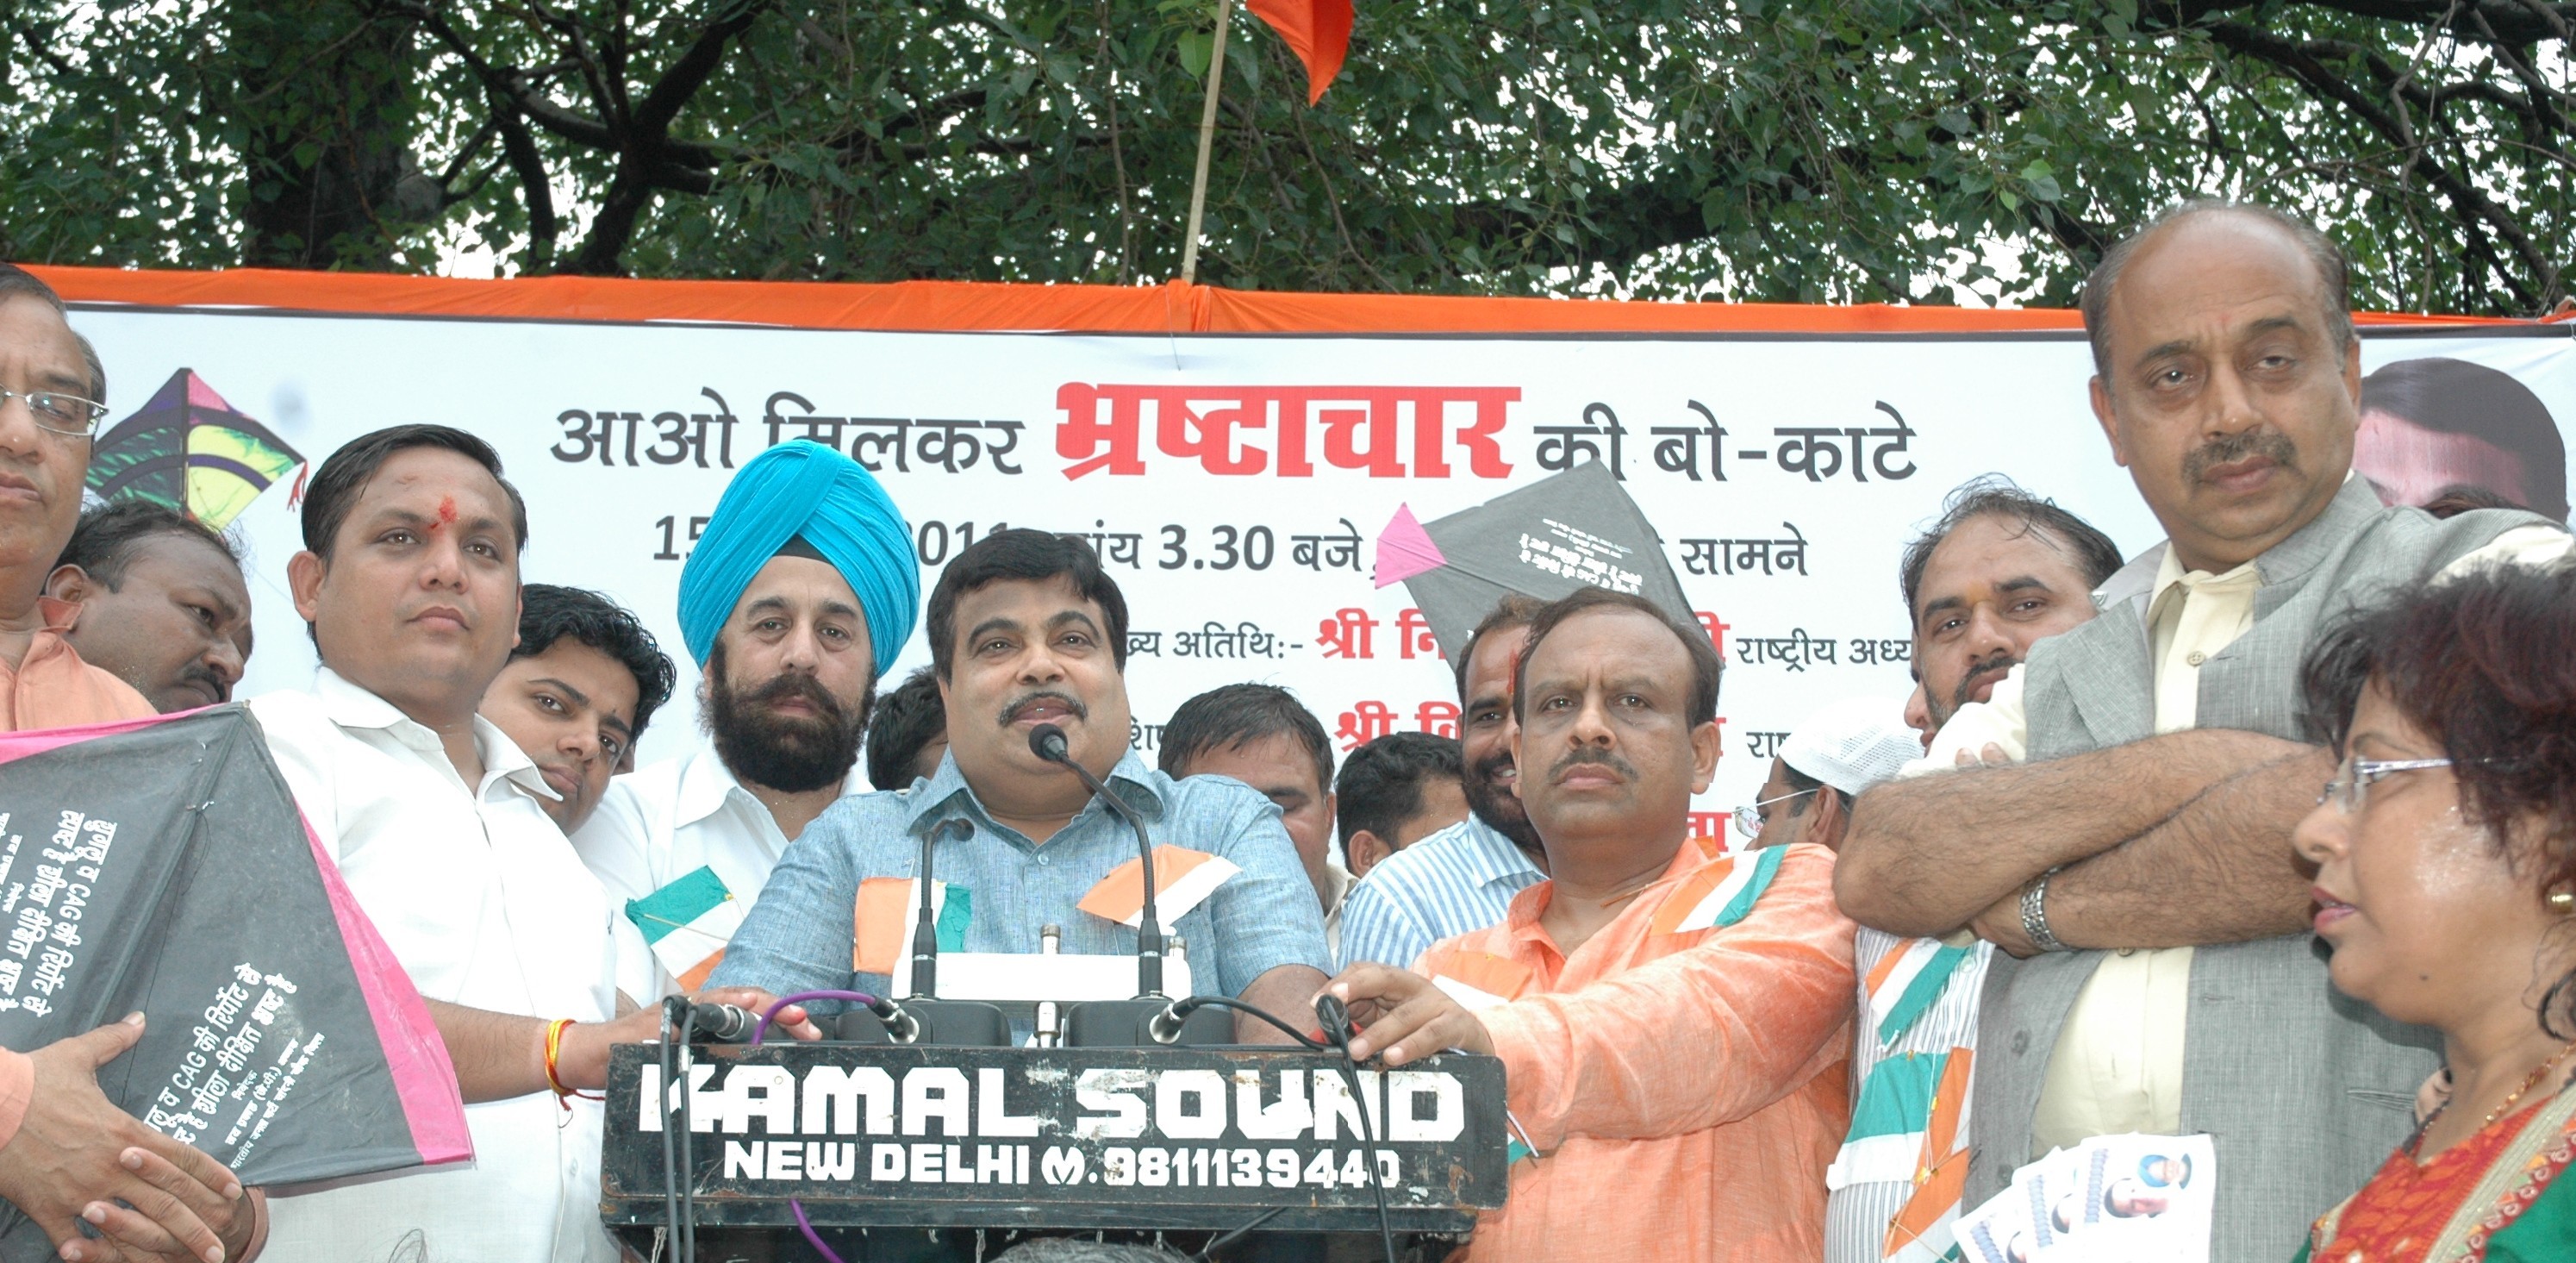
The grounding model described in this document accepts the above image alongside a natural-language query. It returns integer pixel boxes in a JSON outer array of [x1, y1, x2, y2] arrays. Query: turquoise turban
[[677, 441, 918, 673]]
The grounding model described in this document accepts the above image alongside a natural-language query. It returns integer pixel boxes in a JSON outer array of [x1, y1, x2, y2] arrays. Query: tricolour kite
[[84, 371, 304, 530]]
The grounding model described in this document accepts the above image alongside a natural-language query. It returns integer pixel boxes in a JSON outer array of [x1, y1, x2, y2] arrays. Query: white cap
[[1778, 697, 1921, 797]]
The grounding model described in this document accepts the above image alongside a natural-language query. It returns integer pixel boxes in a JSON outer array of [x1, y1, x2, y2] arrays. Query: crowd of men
[[0, 194, 2568, 1263]]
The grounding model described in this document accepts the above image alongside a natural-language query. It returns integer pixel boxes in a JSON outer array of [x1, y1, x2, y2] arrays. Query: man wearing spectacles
[[0, 263, 266, 1263], [1738, 698, 1921, 853], [1834, 203, 2573, 1258]]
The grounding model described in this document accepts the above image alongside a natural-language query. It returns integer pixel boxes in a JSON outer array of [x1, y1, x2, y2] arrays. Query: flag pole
[[1179, 0, 1234, 284]]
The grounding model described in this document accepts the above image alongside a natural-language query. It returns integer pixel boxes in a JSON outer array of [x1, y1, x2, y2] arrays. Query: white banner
[[64, 303, 2575, 839]]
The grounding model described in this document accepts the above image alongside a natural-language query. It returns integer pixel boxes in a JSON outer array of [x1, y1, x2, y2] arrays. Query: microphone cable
[[1149, 995, 1327, 1048], [657, 996, 683, 1262], [747, 990, 899, 1046], [659, 996, 704, 1263], [1315, 993, 1399, 1263], [744, 990, 893, 1263], [1156, 992, 1400, 1263]]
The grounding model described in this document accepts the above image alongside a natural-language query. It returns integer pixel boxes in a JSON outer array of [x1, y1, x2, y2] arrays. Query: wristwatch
[[2019, 872, 2069, 954]]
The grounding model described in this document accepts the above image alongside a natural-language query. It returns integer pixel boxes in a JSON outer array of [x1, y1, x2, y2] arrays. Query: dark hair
[[864, 665, 948, 791], [1513, 588, 1723, 726], [2299, 561, 2576, 1036], [1777, 760, 1838, 819], [2361, 357, 2567, 521], [2081, 201, 2355, 381], [2422, 485, 2528, 520], [1157, 683, 1334, 793], [1333, 731, 1464, 866], [301, 424, 529, 561], [1898, 475, 2126, 621], [513, 583, 677, 741], [1453, 594, 1548, 702], [0, 262, 107, 403], [926, 528, 1128, 679], [53, 500, 241, 587]]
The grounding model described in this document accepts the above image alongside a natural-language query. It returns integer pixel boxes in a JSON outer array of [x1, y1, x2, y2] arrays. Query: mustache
[[1951, 650, 2018, 712], [2182, 428, 2299, 488], [745, 670, 845, 722], [1470, 746, 1516, 784], [178, 664, 229, 701], [1549, 748, 1637, 784], [999, 691, 1088, 726]]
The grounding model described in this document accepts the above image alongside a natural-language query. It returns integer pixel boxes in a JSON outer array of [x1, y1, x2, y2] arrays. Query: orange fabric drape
[[22, 265, 2546, 336]]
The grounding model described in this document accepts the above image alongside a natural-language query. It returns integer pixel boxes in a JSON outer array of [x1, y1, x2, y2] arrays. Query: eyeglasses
[[0, 388, 108, 437], [2316, 753, 2462, 815], [1733, 788, 1818, 839]]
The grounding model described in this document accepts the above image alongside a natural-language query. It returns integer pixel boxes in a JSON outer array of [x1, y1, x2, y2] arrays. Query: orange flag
[[1246, 0, 1353, 105]]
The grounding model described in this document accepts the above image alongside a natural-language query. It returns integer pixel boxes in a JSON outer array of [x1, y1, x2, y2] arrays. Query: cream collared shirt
[[247, 669, 620, 1263], [1918, 517, 2570, 1151], [572, 741, 867, 1002]]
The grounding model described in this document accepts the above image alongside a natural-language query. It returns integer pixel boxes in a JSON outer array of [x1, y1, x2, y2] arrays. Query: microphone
[[910, 818, 974, 999], [880, 815, 1008, 1047], [1028, 722, 1163, 998], [685, 1002, 756, 1042]]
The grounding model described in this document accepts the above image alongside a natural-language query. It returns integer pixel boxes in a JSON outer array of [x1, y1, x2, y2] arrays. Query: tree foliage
[[3, 0, 2569, 313]]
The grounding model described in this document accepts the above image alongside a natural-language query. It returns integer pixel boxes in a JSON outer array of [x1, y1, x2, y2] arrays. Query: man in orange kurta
[[1327, 588, 1856, 1262], [0, 265, 259, 1263]]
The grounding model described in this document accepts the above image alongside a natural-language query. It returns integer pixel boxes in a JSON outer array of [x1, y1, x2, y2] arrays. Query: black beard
[[704, 644, 872, 794], [1463, 746, 1543, 854], [1930, 650, 2018, 728]]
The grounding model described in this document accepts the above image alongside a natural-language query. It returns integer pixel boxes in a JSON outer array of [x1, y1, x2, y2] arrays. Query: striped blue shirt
[[1334, 814, 1544, 971]]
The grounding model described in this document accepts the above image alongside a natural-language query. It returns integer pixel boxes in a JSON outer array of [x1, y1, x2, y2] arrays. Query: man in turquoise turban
[[571, 441, 922, 1004]]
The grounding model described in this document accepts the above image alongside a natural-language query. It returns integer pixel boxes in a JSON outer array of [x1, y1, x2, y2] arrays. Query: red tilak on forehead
[[433, 495, 458, 529]]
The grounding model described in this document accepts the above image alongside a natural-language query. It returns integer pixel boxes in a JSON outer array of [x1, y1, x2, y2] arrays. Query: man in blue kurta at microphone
[[711, 528, 1330, 1043]]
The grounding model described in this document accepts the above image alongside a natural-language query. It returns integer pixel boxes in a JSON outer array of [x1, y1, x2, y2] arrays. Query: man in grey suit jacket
[[1836, 201, 2570, 1260]]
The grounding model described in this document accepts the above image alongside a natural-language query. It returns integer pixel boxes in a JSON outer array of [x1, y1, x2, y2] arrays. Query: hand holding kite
[[0, 1015, 247, 1263]]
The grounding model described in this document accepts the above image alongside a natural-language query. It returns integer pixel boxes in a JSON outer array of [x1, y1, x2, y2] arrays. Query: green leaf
[[1177, 29, 1211, 78]]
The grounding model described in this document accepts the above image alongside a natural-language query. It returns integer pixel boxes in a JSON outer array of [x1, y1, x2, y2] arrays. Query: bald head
[[2081, 202, 2354, 383], [2080, 203, 2364, 573]]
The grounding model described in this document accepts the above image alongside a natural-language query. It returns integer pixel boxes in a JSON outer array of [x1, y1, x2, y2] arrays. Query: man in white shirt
[[249, 424, 810, 1263], [574, 440, 919, 1002], [477, 583, 675, 835]]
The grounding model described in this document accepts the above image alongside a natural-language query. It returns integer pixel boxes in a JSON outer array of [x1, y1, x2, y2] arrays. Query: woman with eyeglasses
[[2288, 560, 2576, 1263]]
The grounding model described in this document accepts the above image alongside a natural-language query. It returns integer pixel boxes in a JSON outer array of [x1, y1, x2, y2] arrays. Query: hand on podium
[[1320, 965, 1494, 1066], [554, 986, 823, 1090]]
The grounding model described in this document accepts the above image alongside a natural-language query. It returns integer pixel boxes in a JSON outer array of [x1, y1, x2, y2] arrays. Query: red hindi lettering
[[1413, 700, 1460, 738], [1687, 811, 1729, 850], [1395, 609, 1439, 660], [1057, 382, 1147, 478], [1415, 386, 1517, 478], [1320, 400, 1406, 478], [1058, 383, 1519, 480], [1154, 388, 1268, 476], [1336, 701, 1398, 751], [1694, 611, 1732, 659], [1317, 609, 1381, 660]]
